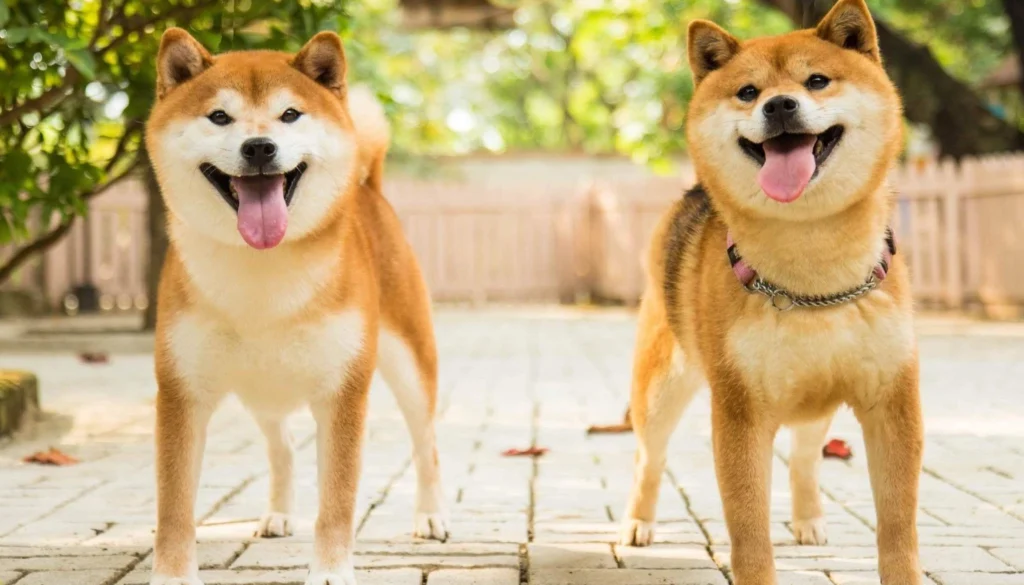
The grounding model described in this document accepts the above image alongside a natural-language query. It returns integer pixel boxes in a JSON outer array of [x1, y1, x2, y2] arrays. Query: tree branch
[[104, 121, 143, 174], [0, 161, 142, 285], [98, 0, 223, 55], [89, 0, 113, 49], [0, 70, 80, 127], [1001, 0, 1024, 103], [1, 0, 219, 127]]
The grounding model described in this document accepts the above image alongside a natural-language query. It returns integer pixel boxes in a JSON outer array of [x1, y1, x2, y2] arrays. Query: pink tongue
[[757, 135, 817, 203], [231, 175, 288, 249]]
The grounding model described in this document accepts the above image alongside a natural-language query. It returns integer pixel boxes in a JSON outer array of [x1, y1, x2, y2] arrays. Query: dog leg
[[855, 365, 923, 585], [377, 329, 447, 541], [619, 300, 700, 547], [712, 381, 777, 585], [151, 385, 218, 585], [254, 416, 294, 538], [789, 415, 833, 545], [305, 363, 372, 585]]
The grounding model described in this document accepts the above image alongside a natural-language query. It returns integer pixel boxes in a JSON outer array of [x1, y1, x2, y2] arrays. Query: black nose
[[762, 95, 799, 122], [240, 138, 277, 167]]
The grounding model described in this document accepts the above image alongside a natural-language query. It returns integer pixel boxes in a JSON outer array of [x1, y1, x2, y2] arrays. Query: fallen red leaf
[[79, 352, 109, 364], [822, 439, 852, 460], [23, 447, 79, 466], [586, 422, 633, 434], [501, 446, 549, 457], [586, 406, 633, 435]]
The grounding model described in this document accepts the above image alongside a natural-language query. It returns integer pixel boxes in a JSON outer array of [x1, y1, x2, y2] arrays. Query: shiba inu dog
[[617, 1, 923, 583], [145, 29, 447, 585]]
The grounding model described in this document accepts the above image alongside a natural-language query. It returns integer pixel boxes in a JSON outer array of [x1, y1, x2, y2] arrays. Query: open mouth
[[738, 126, 844, 203], [198, 162, 307, 211], [198, 162, 307, 249], [738, 125, 844, 170]]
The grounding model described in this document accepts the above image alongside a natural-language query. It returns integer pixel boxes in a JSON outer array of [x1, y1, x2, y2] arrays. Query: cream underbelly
[[725, 298, 915, 419], [166, 309, 365, 413]]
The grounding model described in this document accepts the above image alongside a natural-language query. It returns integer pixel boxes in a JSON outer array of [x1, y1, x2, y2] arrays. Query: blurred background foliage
[[1, 0, 1023, 277]]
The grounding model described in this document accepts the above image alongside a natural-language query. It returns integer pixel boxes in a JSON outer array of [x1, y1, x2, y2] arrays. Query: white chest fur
[[167, 309, 364, 413], [726, 293, 914, 416], [166, 229, 364, 412], [172, 223, 338, 325]]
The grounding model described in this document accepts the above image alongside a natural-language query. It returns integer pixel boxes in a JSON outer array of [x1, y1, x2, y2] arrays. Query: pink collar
[[726, 228, 896, 309]]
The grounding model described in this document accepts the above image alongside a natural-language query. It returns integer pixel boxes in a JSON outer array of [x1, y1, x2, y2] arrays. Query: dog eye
[[736, 85, 759, 102], [207, 110, 233, 126], [806, 74, 831, 90], [280, 108, 303, 123]]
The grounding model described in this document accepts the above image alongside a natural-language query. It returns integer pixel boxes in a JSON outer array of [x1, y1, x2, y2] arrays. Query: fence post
[[568, 181, 596, 304], [942, 159, 963, 310]]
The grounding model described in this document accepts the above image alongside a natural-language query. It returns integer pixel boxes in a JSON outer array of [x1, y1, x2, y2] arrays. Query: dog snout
[[240, 137, 278, 168], [762, 95, 799, 123]]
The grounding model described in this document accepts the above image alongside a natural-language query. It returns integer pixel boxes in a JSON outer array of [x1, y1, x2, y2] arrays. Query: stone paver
[[531, 568, 729, 584], [16, 569, 121, 585], [119, 568, 421, 585], [527, 543, 616, 569], [1, 309, 1023, 584], [427, 568, 520, 584]]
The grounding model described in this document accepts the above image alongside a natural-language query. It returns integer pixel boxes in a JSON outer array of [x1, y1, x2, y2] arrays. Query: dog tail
[[349, 84, 390, 192]]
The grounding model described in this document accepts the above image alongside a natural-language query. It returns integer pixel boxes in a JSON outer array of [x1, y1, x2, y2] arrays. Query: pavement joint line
[[222, 540, 250, 570], [665, 467, 733, 584], [609, 542, 624, 569], [198, 473, 264, 526], [922, 467, 1024, 523], [0, 479, 113, 539], [921, 508, 952, 527], [772, 447, 878, 535], [517, 543, 529, 585], [102, 552, 146, 585], [354, 455, 414, 536]]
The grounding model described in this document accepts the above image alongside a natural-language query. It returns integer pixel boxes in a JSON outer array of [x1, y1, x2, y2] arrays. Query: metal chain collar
[[744, 274, 880, 311]]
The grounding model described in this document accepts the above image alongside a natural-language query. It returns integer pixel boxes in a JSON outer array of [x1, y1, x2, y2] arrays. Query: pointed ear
[[687, 20, 741, 85], [816, 0, 880, 62], [156, 28, 213, 99], [291, 32, 347, 96]]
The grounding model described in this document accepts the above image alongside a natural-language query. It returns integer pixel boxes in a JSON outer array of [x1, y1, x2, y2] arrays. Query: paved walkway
[[0, 308, 1022, 585]]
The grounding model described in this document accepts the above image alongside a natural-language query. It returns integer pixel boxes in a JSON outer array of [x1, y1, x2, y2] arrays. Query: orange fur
[[146, 29, 445, 585], [619, 3, 923, 584]]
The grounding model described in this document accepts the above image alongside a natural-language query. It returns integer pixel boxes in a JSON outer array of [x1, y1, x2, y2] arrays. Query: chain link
[[744, 275, 879, 311]]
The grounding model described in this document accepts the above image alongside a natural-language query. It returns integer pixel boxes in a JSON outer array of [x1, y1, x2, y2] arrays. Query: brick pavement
[[0, 308, 1022, 584]]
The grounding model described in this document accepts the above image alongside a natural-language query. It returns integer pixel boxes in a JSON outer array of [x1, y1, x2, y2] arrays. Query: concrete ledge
[[0, 370, 39, 437]]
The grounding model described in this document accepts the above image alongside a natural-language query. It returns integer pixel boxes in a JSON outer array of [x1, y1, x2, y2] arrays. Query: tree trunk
[[142, 148, 166, 332], [1003, 0, 1024, 103], [760, 0, 1024, 158]]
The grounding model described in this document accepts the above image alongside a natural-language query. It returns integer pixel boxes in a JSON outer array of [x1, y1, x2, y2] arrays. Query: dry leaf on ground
[[22, 447, 79, 466]]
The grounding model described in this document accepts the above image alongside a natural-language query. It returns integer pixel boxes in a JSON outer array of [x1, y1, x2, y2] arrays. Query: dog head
[[685, 0, 902, 221], [146, 29, 357, 250]]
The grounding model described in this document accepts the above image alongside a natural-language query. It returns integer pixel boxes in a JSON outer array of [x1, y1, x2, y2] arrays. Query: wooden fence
[[3, 154, 1024, 316]]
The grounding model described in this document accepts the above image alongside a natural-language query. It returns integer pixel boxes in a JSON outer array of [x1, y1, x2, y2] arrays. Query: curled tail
[[348, 85, 390, 192]]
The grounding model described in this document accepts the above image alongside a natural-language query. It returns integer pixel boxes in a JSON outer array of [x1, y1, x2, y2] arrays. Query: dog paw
[[254, 512, 294, 538], [149, 575, 204, 585], [792, 516, 828, 545], [413, 511, 449, 541], [619, 518, 655, 547], [305, 566, 357, 585]]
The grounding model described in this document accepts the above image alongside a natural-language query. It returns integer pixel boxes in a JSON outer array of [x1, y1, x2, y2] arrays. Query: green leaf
[[0, 3, 10, 27], [66, 50, 98, 80], [5, 27, 30, 44]]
